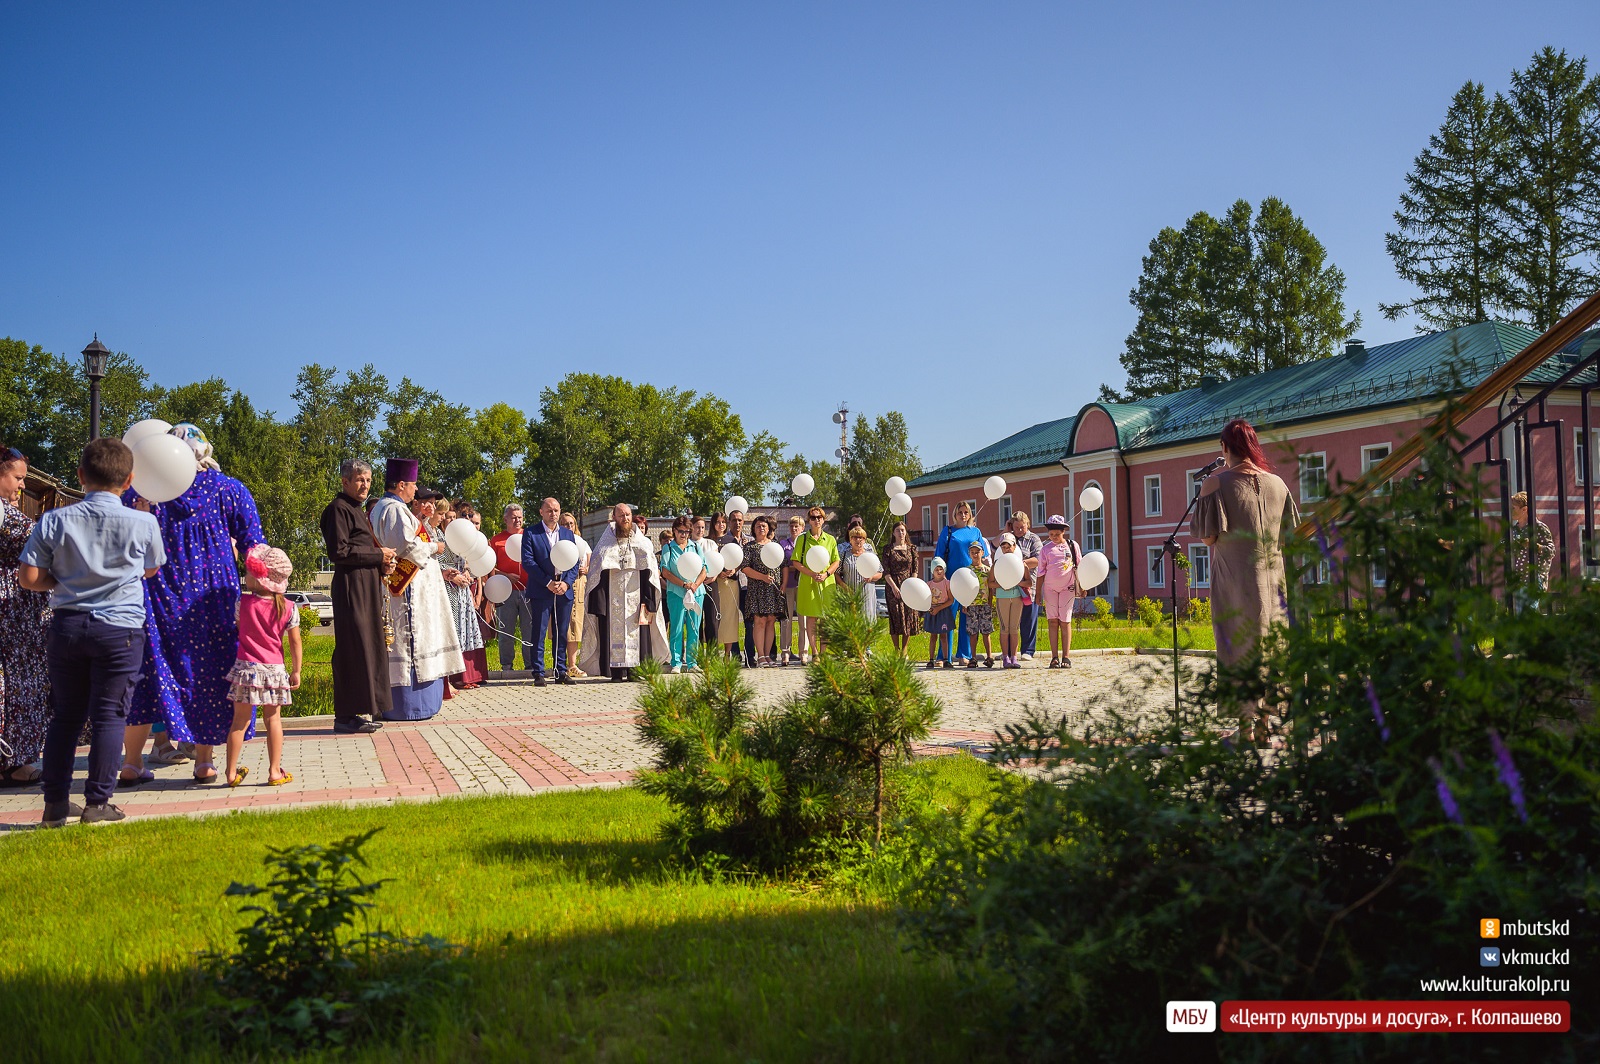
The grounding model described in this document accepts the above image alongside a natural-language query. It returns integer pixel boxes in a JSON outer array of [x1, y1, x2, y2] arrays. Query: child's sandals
[[227, 766, 249, 787], [268, 772, 294, 787]]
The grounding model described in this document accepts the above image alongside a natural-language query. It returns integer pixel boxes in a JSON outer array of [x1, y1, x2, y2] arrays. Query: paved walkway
[[0, 651, 1198, 826]]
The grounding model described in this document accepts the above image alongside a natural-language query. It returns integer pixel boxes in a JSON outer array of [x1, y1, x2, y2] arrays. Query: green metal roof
[[909, 415, 1076, 488], [912, 321, 1578, 487]]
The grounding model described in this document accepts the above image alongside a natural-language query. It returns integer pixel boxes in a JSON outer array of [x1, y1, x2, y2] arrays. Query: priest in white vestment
[[580, 503, 670, 680], [369, 459, 464, 719]]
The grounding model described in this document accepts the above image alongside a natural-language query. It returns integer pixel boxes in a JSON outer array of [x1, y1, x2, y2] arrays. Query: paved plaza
[[0, 651, 1198, 827]]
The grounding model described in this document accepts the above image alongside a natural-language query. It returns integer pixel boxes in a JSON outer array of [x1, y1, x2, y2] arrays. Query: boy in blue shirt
[[19, 437, 165, 827]]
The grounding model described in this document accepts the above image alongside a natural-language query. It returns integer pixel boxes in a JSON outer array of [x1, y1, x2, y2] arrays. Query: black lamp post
[[82, 335, 110, 440]]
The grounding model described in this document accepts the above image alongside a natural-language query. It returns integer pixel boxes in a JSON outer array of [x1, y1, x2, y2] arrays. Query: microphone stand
[[1159, 461, 1222, 714]]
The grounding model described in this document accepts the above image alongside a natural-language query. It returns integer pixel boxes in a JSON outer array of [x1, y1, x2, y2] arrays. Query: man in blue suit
[[520, 496, 581, 687]]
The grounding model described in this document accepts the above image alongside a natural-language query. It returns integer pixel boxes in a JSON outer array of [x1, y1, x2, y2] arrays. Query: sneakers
[[42, 800, 112, 827], [1019, 653, 1034, 661], [81, 803, 128, 825], [334, 718, 383, 734]]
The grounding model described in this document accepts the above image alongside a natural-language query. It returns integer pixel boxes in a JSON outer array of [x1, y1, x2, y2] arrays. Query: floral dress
[[965, 559, 995, 635], [883, 543, 921, 637], [0, 499, 51, 770], [741, 542, 785, 616]]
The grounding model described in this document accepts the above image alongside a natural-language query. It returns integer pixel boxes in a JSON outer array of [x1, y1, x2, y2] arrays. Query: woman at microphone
[[1191, 418, 1299, 743]]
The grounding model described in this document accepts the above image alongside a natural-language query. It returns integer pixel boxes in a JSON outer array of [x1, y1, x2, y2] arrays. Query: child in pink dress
[[223, 545, 301, 787]]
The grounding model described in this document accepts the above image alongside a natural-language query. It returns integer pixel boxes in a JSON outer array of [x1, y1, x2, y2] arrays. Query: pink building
[[907, 322, 1600, 610]]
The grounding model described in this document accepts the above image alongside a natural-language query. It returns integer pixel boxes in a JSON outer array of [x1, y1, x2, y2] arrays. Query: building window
[[1304, 558, 1331, 585], [1081, 480, 1104, 551], [1148, 545, 1165, 587], [1299, 453, 1327, 502], [1186, 468, 1205, 500], [937, 503, 949, 530], [964, 500, 978, 523], [1032, 491, 1046, 526], [1188, 544, 1210, 587], [1371, 550, 1387, 588], [1576, 429, 1600, 487], [921, 505, 932, 531], [999, 495, 1013, 527], [1144, 475, 1162, 516], [1361, 443, 1392, 494]]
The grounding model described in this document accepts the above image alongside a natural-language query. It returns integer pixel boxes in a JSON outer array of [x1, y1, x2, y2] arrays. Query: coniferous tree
[[1380, 81, 1511, 331], [1494, 47, 1600, 329], [1239, 197, 1361, 376]]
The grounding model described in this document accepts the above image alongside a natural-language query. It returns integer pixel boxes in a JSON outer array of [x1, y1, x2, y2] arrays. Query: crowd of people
[[2, 416, 1421, 825]]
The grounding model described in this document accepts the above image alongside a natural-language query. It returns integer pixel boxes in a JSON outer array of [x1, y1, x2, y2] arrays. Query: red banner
[[1218, 1001, 1569, 1033]]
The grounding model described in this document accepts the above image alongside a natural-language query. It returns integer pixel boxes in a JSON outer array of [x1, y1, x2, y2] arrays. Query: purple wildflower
[[1278, 587, 1294, 628], [1428, 757, 1464, 825], [1313, 520, 1335, 565], [1363, 678, 1390, 742], [1487, 729, 1529, 823]]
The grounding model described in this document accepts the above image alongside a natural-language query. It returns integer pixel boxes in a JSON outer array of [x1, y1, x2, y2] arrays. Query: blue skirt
[[385, 678, 443, 721], [927, 607, 954, 634]]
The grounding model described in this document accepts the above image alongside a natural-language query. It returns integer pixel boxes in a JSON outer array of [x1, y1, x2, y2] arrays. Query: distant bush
[[1091, 597, 1112, 626], [297, 605, 322, 632], [1132, 595, 1163, 629], [906, 423, 1600, 1061], [1185, 596, 1211, 625], [636, 587, 942, 866]]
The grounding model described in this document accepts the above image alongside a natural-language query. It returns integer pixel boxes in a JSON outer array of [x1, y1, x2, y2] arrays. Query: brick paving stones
[[0, 651, 1198, 827]]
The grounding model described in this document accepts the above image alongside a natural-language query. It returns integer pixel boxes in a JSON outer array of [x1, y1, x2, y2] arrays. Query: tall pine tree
[[1495, 47, 1600, 329], [1381, 81, 1511, 331], [1240, 197, 1361, 376]]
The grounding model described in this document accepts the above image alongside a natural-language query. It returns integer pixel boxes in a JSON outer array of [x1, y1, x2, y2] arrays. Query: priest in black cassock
[[319, 458, 395, 733]]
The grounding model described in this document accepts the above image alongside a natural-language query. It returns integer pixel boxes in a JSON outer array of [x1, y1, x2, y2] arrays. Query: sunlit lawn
[[0, 756, 1005, 1063]]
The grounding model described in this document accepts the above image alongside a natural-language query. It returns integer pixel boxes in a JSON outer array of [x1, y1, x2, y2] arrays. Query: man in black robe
[[319, 459, 395, 733]]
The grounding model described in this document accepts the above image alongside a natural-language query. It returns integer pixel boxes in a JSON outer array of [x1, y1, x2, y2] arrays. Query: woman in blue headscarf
[[120, 423, 264, 785], [933, 500, 989, 666]]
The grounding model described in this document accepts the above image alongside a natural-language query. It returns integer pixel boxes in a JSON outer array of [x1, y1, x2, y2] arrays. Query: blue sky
[[4, 2, 1597, 471]]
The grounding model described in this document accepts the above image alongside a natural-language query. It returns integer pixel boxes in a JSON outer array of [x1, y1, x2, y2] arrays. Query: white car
[[285, 590, 334, 625]]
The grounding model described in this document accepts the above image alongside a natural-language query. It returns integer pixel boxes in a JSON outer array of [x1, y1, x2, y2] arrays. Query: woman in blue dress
[[120, 424, 264, 784], [933, 500, 990, 666]]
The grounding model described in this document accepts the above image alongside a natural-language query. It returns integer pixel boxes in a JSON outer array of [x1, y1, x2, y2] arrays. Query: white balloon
[[484, 573, 514, 603], [130, 433, 198, 504], [854, 551, 881, 578], [703, 549, 726, 579], [551, 539, 581, 573], [720, 542, 746, 571], [984, 475, 1007, 501], [889, 492, 912, 517], [950, 568, 980, 607], [884, 476, 906, 498], [468, 546, 499, 578], [725, 495, 749, 516], [791, 473, 814, 497], [122, 418, 172, 448], [1079, 485, 1105, 512], [675, 550, 705, 581], [760, 541, 784, 569], [805, 544, 831, 573], [1077, 550, 1110, 590], [502, 533, 523, 562], [899, 577, 932, 612], [994, 553, 1025, 590], [445, 519, 481, 556]]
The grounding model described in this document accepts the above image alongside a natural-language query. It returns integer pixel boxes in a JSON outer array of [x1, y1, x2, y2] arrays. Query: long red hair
[[1219, 418, 1270, 471]]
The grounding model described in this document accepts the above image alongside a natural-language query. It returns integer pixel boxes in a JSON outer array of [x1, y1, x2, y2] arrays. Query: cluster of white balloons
[[879, 475, 912, 516], [445, 517, 502, 597], [121, 419, 197, 503]]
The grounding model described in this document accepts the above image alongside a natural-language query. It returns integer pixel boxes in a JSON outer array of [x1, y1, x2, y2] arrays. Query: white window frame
[[1576, 428, 1600, 487], [998, 494, 1013, 527], [1304, 558, 1331, 585], [1185, 468, 1205, 500], [1188, 543, 1210, 588], [1144, 474, 1162, 516], [1361, 443, 1392, 494], [1299, 452, 1328, 503], [1081, 480, 1104, 552], [1370, 550, 1387, 588], [1147, 545, 1165, 587], [964, 500, 978, 524], [1031, 491, 1046, 526], [937, 503, 949, 530], [921, 505, 932, 531]]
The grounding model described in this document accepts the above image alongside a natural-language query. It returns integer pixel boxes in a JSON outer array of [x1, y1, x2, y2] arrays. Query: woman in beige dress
[[1191, 418, 1299, 741]]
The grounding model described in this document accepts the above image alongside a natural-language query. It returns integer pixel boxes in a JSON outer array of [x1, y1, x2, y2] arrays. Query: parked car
[[875, 584, 887, 614], [285, 590, 334, 625]]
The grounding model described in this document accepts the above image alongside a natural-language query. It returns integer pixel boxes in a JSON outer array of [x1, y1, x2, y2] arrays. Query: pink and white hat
[[245, 544, 293, 594]]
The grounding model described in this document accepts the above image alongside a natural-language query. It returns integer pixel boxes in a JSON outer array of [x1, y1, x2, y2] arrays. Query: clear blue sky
[[4, 2, 1596, 471]]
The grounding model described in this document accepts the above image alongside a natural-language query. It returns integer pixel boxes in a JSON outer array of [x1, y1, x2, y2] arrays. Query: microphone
[[1198, 456, 1227, 477]]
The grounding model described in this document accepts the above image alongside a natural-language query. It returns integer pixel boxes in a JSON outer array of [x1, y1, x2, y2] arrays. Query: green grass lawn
[[290, 618, 1213, 717], [0, 757, 1006, 1063]]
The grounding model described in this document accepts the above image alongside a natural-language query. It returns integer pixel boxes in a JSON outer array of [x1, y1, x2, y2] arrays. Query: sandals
[[117, 767, 155, 787], [192, 762, 218, 784], [146, 745, 191, 765], [0, 764, 42, 787], [227, 766, 249, 788], [268, 772, 294, 787]]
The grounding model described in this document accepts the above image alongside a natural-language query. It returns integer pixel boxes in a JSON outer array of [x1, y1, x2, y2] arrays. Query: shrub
[[1091, 596, 1112, 626], [1132, 595, 1163, 629], [297, 605, 322, 632], [906, 424, 1600, 1061], [1184, 595, 1211, 625], [194, 830, 463, 1052], [635, 586, 942, 865]]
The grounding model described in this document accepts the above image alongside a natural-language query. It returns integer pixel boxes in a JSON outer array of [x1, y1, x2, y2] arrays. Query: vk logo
[[1480, 947, 1501, 967]]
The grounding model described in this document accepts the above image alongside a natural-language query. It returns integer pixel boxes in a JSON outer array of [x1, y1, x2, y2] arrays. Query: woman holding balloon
[[118, 422, 265, 784], [660, 515, 707, 672], [438, 507, 487, 690], [933, 500, 990, 667], [793, 506, 840, 658], [881, 521, 921, 654], [739, 516, 787, 667], [839, 526, 883, 624]]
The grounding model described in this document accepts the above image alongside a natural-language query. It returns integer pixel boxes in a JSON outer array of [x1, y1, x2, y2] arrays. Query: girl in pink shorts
[[1037, 515, 1080, 669]]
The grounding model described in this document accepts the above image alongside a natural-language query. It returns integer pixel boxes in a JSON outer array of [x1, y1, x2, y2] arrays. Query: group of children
[[21, 438, 304, 826]]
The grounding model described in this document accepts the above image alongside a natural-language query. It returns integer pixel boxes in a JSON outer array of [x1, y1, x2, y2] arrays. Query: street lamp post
[[82, 335, 111, 440]]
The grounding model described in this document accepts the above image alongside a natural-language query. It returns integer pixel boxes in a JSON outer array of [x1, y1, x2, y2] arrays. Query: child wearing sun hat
[[222, 544, 301, 788]]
